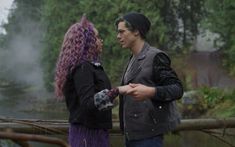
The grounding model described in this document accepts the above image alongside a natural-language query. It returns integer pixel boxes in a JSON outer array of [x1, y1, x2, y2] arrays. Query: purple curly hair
[[55, 16, 100, 98]]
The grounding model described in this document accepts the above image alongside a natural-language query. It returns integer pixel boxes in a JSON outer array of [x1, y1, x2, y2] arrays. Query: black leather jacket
[[63, 61, 112, 129], [119, 43, 183, 140]]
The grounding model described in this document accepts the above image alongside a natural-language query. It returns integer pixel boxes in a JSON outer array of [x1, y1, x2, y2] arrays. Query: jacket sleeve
[[94, 88, 119, 111], [152, 52, 184, 102], [73, 63, 119, 111]]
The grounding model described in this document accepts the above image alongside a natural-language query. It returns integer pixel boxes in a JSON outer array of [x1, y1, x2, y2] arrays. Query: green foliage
[[177, 0, 206, 45], [41, 0, 83, 90], [203, 0, 235, 76], [212, 100, 235, 117], [1, 0, 43, 48], [0, 0, 220, 91], [41, 0, 183, 90], [178, 90, 207, 118], [199, 87, 235, 109], [1, 0, 235, 118], [179, 88, 235, 118], [0, 0, 44, 84], [200, 87, 224, 108]]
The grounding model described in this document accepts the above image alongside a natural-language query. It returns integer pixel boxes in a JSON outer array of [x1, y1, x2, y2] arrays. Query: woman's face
[[94, 28, 103, 53]]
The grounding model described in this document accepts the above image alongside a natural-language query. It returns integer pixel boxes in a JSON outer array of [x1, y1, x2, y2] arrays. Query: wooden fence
[[1, 117, 235, 147]]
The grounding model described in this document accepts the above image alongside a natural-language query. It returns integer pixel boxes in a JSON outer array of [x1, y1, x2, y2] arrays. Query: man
[[115, 12, 184, 147]]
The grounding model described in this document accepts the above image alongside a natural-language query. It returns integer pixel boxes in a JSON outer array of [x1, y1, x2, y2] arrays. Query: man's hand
[[126, 83, 156, 101], [118, 85, 132, 95]]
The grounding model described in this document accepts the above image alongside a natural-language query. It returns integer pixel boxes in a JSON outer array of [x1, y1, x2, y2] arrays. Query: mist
[[0, 17, 48, 98]]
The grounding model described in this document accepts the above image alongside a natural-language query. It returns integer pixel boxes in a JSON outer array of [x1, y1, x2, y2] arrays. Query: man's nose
[[117, 33, 121, 39]]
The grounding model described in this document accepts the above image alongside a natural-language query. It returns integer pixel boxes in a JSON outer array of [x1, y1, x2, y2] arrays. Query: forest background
[[0, 0, 235, 118]]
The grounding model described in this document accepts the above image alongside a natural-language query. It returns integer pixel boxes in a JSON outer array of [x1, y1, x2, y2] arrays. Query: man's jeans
[[125, 135, 163, 147]]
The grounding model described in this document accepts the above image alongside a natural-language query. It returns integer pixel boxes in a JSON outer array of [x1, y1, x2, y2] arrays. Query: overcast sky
[[0, 0, 14, 34]]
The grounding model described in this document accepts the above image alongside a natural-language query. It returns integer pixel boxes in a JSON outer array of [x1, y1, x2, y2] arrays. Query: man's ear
[[134, 30, 140, 36]]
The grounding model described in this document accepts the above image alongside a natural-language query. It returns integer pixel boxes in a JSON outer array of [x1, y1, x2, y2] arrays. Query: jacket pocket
[[149, 100, 170, 123]]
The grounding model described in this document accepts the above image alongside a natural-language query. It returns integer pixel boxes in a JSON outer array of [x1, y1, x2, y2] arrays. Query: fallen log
[[0, 118, 235, 134], [0, 131, 69, 147], [175, 118, 235, 131]]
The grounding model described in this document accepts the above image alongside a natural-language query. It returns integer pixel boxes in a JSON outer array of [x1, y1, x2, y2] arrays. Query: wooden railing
[[1, 118, 235, 134], [1, 117, 235, 146]]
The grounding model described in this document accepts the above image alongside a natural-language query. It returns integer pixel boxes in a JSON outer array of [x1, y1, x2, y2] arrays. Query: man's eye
[[118, 30, 124, 33]]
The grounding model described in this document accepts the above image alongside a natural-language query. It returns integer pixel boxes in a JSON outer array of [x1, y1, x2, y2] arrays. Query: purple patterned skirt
[[69, 124, 110, 147]]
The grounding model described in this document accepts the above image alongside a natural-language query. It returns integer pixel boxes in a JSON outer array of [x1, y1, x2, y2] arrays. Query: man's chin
[[121, 44, 127, 48]]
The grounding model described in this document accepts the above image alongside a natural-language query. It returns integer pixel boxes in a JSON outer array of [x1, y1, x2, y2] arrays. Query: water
[[0, 83, 68, 147]]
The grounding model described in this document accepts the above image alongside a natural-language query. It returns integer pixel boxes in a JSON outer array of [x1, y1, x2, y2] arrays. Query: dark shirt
[[63, 61, 112, 129]]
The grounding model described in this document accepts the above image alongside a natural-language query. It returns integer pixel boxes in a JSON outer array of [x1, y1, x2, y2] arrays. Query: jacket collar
[[121, 42, 150, 84], [135, 42, 150, 60]]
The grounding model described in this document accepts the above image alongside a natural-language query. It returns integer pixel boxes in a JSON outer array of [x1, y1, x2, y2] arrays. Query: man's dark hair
[[115, 12, 151, 39]]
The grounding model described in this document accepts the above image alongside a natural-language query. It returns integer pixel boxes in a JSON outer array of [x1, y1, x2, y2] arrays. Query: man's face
[[116, 21, 137, 49]]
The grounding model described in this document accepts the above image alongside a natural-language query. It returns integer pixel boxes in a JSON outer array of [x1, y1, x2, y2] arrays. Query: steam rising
[[1, 19, 47, 96]]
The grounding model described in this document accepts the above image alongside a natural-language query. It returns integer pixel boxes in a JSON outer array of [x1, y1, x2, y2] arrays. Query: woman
[[55, 16, 130, 147]]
